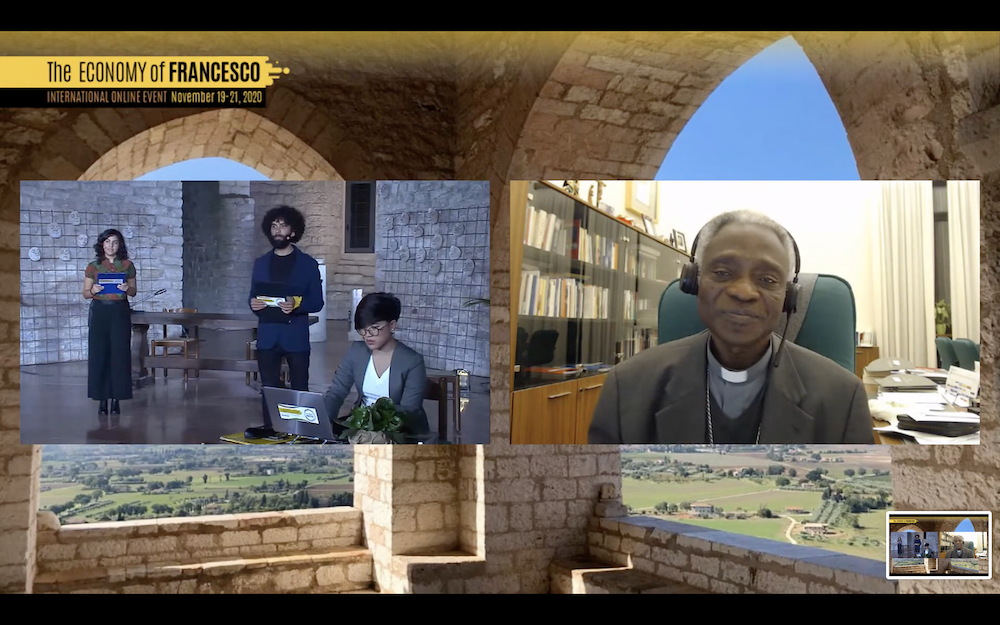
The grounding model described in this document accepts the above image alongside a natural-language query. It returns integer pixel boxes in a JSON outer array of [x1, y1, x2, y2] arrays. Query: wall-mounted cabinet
[[509, 181, 690, 444]]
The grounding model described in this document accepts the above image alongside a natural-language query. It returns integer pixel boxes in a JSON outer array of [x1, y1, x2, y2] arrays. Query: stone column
[[0, 445, 42, 594], [353, 444, 481, 593]]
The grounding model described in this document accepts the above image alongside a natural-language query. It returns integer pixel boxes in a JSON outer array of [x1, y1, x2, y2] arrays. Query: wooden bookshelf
[[509, 180, 690, 444]]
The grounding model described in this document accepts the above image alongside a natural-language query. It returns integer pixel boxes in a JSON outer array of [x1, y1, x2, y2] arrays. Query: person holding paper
[[82, 229, 136, 426], [323, 292, 430, 436], [246, 206, 324, 438]]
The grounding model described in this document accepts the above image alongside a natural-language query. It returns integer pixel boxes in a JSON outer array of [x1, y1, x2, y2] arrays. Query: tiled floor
[[19, 321, 490, 445]]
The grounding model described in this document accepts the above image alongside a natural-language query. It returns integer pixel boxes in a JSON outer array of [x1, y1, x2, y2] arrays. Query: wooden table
[[130, 311, 318, 388]]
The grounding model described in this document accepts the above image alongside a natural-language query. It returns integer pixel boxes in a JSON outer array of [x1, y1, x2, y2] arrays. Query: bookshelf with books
[[509, 180, 690, 444]]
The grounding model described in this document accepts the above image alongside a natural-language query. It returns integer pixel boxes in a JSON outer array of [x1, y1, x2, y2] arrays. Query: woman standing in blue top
[[82, 229, 136, 428]]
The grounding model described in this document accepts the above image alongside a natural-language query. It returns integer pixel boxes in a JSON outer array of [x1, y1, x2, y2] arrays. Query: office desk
[[864, 373, 976, 445]]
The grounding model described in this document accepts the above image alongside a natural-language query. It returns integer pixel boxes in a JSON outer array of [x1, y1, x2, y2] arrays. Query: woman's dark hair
[[94, 229, 129, 261], [261, 205, 306, 242], [355, 292, 402, 331]]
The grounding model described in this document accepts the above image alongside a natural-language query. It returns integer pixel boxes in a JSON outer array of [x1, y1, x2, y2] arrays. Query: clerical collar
[[707, 335, 774, 384]]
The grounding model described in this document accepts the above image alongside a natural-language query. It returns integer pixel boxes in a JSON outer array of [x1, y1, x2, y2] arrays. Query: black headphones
[[679, 223, 802, 314]]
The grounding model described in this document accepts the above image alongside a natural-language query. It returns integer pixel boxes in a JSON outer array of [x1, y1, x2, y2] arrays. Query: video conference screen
[[887, 512, 991, 579]]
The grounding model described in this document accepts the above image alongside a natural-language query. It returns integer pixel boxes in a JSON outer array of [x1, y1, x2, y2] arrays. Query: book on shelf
[[519, 266, 608, 319], [570, 219, 619, 269], [524, 205, 569, 255]]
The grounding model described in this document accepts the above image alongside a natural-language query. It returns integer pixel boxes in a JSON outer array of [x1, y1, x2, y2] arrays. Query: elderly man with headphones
[[588, 210, 874, 445]]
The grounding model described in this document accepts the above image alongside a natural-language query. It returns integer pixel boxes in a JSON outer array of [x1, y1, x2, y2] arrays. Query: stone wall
[[19, 181, 183, 365], [582, 513, 896, 594], [181, 181, 258, 315], [32, 508, 370, 594], [249, 181, 375, 322], [373, 181, 490, 377], [0, 448, 41, 593]]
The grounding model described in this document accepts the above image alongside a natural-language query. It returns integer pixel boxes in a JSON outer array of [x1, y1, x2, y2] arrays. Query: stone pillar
[[353, 444, 481, 593], [0, 445, 42, 594], [183, 181, 256, 316]]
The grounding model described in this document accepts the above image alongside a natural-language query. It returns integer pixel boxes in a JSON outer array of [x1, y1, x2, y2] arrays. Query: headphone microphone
[[679, 223, 801, 369]]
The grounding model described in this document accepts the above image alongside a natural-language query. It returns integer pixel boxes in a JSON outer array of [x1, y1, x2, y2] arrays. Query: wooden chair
[[424, 377, 450, 442], [150, 308, 200, 382]]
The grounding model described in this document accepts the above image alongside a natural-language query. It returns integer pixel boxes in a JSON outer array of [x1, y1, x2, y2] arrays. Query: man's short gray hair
[[693, 210, 797, 282]]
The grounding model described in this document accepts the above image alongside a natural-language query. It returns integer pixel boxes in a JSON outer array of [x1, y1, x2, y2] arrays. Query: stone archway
[[488, 31, 997, 595], [79, 109, 341, 182]]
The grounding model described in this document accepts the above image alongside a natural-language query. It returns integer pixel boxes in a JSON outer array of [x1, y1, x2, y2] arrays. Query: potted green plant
[[935, 300, 950, 336], [336, 397, 407, 444]]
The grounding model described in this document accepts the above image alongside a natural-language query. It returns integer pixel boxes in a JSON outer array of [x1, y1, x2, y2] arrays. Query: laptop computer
[[262, 386, 343, 442], [876, 373, 940, 391]]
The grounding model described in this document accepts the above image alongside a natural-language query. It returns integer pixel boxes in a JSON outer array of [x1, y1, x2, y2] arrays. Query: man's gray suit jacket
[[588, 330, 875, 444]]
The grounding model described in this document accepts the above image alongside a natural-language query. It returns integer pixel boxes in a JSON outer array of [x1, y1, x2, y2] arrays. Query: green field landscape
[[39, 445, 355, 524], [40, 444, 895, 563], [620, 445, 892, 561]]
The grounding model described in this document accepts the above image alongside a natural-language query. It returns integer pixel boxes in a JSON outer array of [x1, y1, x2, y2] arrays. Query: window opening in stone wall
[[345, 181, 375, 253], [625, 37, 888, 562], [36, 156, 357, 525], [931, 181, 951, 344]]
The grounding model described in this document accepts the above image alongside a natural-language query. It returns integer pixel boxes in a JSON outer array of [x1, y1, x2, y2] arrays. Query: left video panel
[[19, 179, 490, 445]]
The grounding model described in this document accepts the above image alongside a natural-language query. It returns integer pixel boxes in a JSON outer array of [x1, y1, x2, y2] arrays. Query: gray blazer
[[323, 339, 429, 434], [588, 330, 875, 444]]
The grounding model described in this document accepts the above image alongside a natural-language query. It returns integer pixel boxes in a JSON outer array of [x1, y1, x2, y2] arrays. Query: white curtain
[[947, 181, 980, 344], [869, 181, 936, 367]]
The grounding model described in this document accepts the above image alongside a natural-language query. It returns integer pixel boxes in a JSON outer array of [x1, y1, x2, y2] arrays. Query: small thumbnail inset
[[886, 511, 991, 579]]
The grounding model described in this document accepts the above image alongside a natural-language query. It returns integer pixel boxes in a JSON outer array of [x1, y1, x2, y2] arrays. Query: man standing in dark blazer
[[588, 210, 874, 445], [246, 205, 324, 438]]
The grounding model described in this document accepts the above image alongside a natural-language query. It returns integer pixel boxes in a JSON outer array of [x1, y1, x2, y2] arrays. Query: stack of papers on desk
[[870, 387, 980, 444]]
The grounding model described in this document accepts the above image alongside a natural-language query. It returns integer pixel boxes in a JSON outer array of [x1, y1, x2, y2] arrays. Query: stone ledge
[[33, 546, 373, 594], [392, 551, 487, 592], [590, 516, 898, 594], [551, 558, 707, 594]]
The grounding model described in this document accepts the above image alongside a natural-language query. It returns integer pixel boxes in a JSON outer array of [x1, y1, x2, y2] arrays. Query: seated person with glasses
[[323, 292, 430, 436]]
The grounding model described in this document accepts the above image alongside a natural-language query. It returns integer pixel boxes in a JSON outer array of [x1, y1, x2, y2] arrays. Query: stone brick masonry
[[0, 32, 997, 595], [32, 508, 371, 594], [374, 181, 490, 377], [20, 181, 183, 365]]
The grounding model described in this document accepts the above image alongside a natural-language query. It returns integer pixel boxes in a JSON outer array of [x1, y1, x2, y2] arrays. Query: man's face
[[697, 223, 790, 349], [953, 536, 964, 551], [269, 219, 294, 249]]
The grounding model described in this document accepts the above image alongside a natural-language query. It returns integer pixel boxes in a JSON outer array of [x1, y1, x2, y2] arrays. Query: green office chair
[[951, 338, 979, 371], [657, 273, 857, 374], [935, 337, 960, 370]]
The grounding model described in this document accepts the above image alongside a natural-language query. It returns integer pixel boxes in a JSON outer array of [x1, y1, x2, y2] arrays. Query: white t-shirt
[[362, 355, 391, 406]]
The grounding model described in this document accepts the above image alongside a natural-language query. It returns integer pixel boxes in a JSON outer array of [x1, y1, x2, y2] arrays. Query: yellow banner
[[0, 57, 289, 89], [891, 519, 919, 524]]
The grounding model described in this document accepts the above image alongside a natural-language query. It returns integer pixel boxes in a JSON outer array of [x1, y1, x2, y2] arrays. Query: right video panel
[[508, 180, 981, 446]]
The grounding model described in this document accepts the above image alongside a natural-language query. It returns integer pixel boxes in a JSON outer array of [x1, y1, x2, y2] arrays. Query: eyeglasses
[[358, 324, 387, 338]]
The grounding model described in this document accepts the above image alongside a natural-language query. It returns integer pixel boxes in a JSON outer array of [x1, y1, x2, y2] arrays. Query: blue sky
[[655, 36, 859, 181], [138, 36, 858, 183]]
